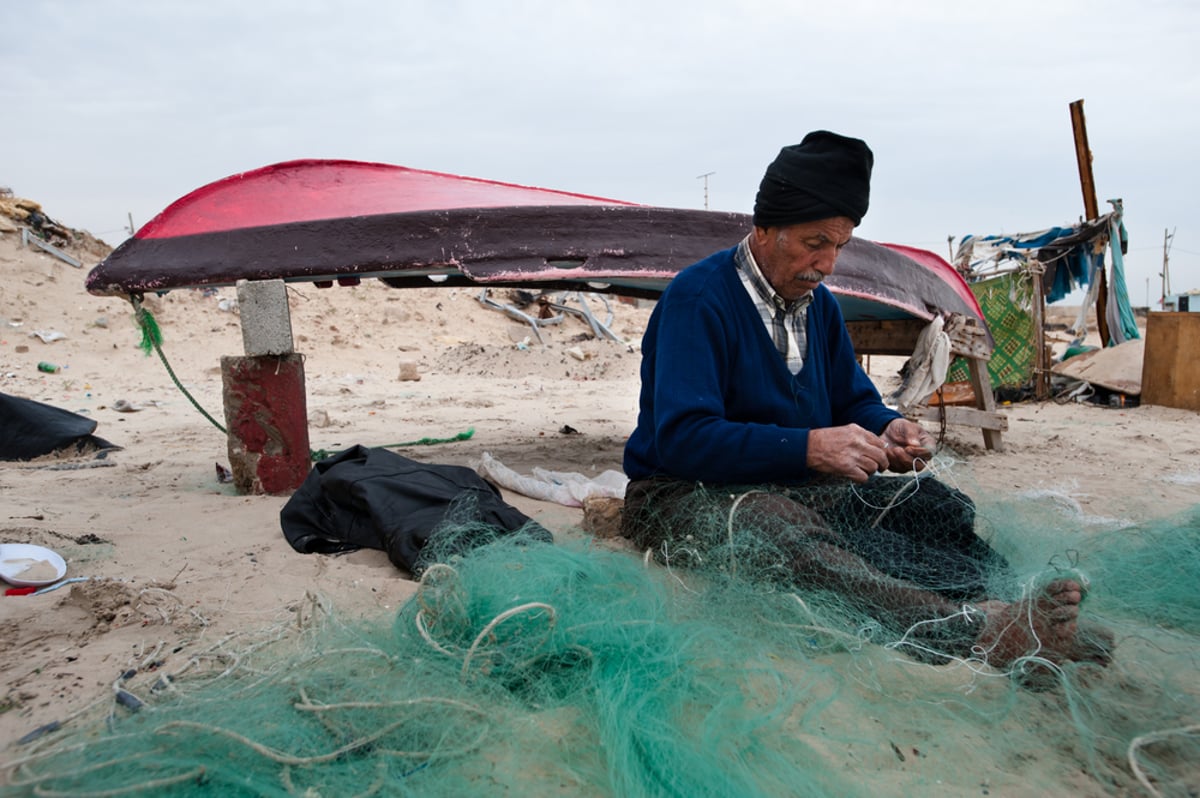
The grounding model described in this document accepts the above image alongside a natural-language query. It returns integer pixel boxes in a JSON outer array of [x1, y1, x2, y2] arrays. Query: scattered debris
[[397, 360, 421, 381], [478, 289, 626, 345], [31, 330, 67, 343], [581, 496, 625, 539], [21, 228, 82, 268]]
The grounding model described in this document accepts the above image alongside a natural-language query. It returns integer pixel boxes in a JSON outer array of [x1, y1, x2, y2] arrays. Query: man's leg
[[623, 478, 1102, 670], [818, 476, 1010, 602], [728, 490, 1104, 669]]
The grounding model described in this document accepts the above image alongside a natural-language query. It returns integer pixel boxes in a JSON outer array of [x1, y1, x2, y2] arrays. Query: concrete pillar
[[221, 354, 310, 494], [237, 278, 295, 356], [221, 279, 310, 495]]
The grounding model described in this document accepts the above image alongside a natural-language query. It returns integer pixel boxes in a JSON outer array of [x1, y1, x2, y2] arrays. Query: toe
[[1046, 579, 1083, 601], [1045, 603, 1081, 623]]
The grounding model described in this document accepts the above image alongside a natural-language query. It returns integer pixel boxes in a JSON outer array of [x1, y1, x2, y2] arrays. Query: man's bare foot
[[972, 579, 1091, 669], [1072, 620, 1115, 666], [1014, 619, 1116, 690]]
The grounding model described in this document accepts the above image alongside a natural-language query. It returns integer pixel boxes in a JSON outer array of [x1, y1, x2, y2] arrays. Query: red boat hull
[[85, 159, 983, 325]]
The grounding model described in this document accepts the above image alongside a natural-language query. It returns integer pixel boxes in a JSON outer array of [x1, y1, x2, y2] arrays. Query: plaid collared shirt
[[734, 236, 811, 374]]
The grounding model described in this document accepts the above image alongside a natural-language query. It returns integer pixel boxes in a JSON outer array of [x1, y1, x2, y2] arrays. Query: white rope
[[1127, 724, 1200, 798], [726, 490, 767, 578]]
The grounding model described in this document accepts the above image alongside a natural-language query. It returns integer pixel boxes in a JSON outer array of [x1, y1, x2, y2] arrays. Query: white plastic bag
[[475, 452, 628, 507]]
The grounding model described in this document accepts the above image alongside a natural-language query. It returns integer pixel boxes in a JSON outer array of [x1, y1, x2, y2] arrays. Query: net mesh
[[4, 462, 1198, 797]]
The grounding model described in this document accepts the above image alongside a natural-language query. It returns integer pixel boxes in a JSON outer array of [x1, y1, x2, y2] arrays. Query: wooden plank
[[1141, 312, 1200, 411], [909, 405, 1009, 432], [942, 315, 993, 362], [846, 319, 924, 355], [847, 314, 991, 360], [965, 355, 1004, 451]]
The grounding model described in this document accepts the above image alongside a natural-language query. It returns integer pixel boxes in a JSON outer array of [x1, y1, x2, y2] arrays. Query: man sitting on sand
[[621, 131, 1108, 671]]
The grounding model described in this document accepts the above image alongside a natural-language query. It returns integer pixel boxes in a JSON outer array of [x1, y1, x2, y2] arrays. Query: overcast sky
[[3, 0, 1196, 306]]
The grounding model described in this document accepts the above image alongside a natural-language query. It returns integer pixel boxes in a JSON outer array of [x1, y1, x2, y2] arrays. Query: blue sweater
[[623, 245, 901, 485]]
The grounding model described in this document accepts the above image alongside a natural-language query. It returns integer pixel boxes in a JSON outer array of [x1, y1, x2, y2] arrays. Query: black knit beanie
[[752, 131, 874, 228]]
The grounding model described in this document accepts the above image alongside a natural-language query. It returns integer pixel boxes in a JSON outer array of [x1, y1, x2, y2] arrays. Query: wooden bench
[[847, 313, 1006, 451]]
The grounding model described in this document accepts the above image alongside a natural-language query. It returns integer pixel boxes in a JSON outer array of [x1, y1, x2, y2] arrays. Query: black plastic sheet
[[0, 392, 119, 461]]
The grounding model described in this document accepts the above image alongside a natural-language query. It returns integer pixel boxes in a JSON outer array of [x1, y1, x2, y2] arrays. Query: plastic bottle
[[37, 362, 61, 373]]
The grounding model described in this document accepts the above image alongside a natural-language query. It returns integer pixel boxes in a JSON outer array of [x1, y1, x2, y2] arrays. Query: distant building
[[1163, 291, 1200, 312]]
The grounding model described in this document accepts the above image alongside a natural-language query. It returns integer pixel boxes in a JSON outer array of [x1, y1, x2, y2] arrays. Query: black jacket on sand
[[280, 445, 550, 575]]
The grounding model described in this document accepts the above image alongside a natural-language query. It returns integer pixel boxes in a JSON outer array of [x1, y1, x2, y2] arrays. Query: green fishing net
[[3, 468, 1197, 797]]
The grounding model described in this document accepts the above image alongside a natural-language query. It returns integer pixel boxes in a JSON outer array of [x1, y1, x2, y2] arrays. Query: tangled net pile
[[3, 472, 1198, 796]]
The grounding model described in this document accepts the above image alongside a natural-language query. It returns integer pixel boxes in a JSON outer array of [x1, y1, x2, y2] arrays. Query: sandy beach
[[1, 220, 1198, 794]]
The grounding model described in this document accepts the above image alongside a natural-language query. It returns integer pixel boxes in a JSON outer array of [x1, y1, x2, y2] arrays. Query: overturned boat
[[85, 159, 982, 327]]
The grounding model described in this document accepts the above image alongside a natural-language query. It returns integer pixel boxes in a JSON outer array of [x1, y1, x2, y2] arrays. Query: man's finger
[[868, 446, 888, 470]]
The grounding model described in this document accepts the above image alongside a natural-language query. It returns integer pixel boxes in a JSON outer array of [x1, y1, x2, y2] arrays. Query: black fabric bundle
[[0, 392, 119, 460], [280, 445, 551, 575], [752, 130, 874, 228]]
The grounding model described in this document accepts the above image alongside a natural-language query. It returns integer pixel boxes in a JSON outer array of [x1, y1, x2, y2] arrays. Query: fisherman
[[621, 131, 1109, 670]]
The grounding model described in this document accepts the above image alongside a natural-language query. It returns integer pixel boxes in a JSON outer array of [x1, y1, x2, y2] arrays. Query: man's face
[[749, 217, 855, 302]]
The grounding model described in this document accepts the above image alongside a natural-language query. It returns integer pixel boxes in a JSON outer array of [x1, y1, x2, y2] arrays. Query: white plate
[[0, 544, 68, 587]]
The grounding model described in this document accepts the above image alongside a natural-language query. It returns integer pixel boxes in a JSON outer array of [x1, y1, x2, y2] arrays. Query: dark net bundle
[[624, 471, 1012, 656], [3, 477, 1198, 796]]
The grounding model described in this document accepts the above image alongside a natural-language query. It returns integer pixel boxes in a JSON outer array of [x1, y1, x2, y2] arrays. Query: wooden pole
[[1069, 99, 1110, 344], [1069, 100, 1100, 220], [1030, 260, 1048, 400]]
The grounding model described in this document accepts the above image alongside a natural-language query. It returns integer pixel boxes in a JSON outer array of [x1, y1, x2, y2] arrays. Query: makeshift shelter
[[950, 199, 1139, 398]]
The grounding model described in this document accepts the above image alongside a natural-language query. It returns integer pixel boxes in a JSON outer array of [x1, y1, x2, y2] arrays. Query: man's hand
[[881, 418, 936, 473], [807, 424, 889, 483]]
